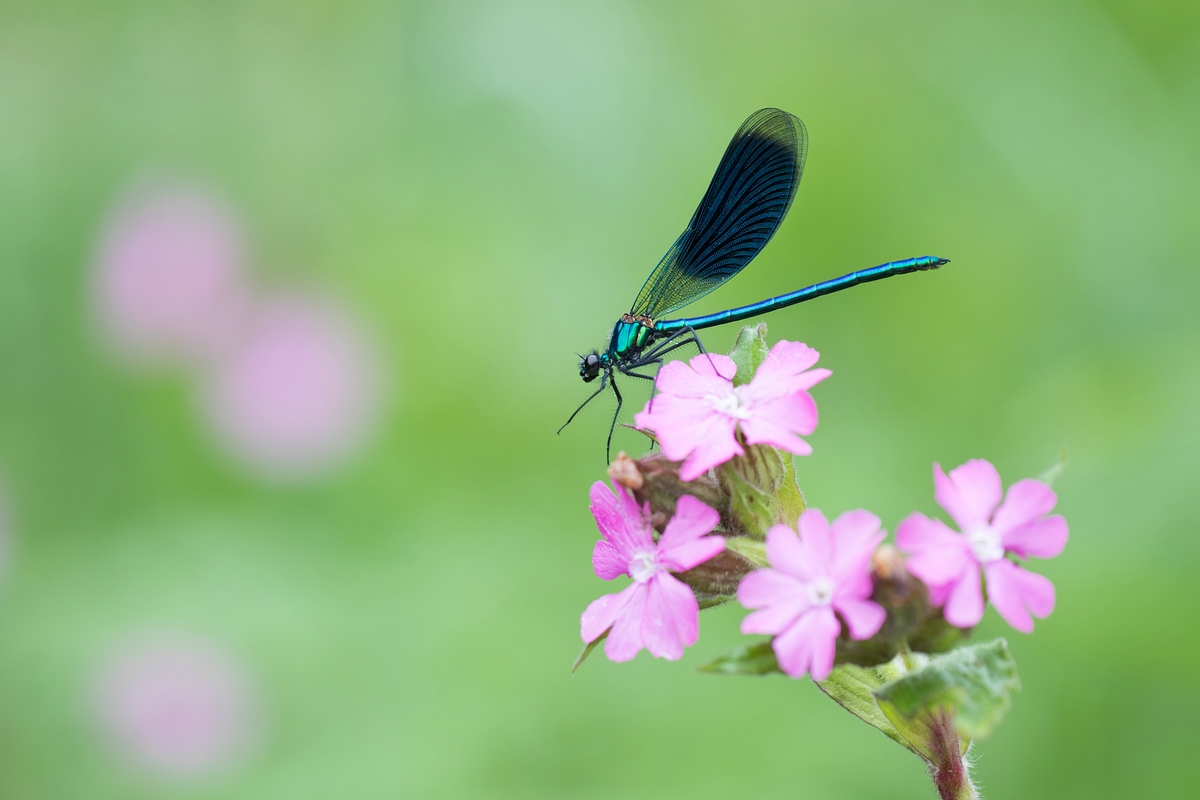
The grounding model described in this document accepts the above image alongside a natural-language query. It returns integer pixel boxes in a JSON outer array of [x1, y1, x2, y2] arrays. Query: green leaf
[[697, 640, 781, 675], [817, 662, 928, 756], [873, 639, 1021, 741], [572, 632, 606, 673], [729, 323, 770, 387]]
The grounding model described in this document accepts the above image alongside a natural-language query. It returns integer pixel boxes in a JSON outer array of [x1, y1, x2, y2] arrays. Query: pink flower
[[202, 292, 383, 482], [580, 481, 724, 661], [633, 341, 831, 481], [738, 509, 886, 681], [896, 459, 1069, 633], [94, 636, 261, 778], [92, 180, 250, 366]]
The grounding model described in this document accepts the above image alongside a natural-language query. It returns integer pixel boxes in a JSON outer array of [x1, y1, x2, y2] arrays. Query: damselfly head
[[579, 351, 602, 382]]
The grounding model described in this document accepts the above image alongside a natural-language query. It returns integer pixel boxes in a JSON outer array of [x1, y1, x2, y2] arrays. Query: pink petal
[[796, 508, 834, 572], [638, 393, 742, 470], [795, 367, 832, 391], [588, 481, 652, 559], [648, 358, 731, 400], [603, 583, 649, 662], [740, 392, 819, 451], [764, 523, 817, 581], [737, 568, 806, 609], [943, 566, 984, 628], [829, 509, 885, 589], [592, 539, 628, 581], [927, 581, 952, 607], [581, 583, 638, 644], [657, 494, 722, 571], [992, 478, 1057, 535], [677, 419, 743, 481], [741, 597, 809, 635], [739, 415, 814, 457], [934, 460, 1002, 531], [834, 597, 886, 640], [686, 352, 737, 381], [895, 513, 973, 586], [634, 395, 724, 452], [772, 606, 840, 681], [658, 537, 724, 574], [984, 559, 1055, 633], [641, 573, 699, 660], [742, 341, 829, 401], [1001, 516, 1068, 560]]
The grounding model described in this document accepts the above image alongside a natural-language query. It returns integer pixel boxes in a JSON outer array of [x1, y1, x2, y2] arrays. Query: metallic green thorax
[[606, 315, 655, 362]]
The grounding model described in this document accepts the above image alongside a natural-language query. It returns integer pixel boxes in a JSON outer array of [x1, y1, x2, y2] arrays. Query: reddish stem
[[927, 710, 976, 800]]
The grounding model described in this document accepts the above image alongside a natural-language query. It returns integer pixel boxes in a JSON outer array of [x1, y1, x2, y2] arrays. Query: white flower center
[[965, 525, 1004, 563], [629, 551, 658, 583], [707, 386, 752, 420], [807, 576, 835, 607]]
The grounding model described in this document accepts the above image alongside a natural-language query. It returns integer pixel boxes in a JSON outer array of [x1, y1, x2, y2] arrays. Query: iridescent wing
[[630, 108, 807, 319]]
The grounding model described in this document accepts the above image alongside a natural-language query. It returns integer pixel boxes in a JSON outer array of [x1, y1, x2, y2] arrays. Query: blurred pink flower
[[738, 509, 886, 681], [896, 459, 1069, 633], [580, 481, 724, 661], [633, 341, 831, 481], [202, 292, 382, 481], [94, 637, 260, 778], [93, 181, 250, 365]]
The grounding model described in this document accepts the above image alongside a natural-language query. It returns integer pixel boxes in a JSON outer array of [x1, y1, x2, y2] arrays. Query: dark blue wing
[[630, 108, 807, 319]]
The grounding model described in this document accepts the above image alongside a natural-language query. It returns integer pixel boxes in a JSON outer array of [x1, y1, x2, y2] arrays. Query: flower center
[[629, 551, 658, 583], [807, 576, 835, 607], [965, 525, 1004, 563], [707, 386, 752, 420]]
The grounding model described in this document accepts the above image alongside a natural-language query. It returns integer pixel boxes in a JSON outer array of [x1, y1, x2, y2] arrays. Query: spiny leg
[[557, 370, 610, 435], [640, 327, 710, 413], [606, 376, 623, 464], [641, 326, 699, 361]]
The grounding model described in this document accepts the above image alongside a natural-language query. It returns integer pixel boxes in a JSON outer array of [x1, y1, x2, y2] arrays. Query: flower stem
[[927, 710, 978, 800]]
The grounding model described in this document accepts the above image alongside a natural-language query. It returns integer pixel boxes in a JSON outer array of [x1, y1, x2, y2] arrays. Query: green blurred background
[[2, 0, 1198, 797]]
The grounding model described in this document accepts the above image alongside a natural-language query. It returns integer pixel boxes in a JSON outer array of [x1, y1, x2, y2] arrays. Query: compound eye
[[580, 352, 602, 382]]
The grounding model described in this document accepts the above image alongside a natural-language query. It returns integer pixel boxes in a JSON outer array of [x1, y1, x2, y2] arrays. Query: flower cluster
[[576, 330, 1069, 681]]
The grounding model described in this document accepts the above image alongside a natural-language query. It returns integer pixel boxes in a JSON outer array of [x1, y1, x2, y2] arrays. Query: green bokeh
[[1, 1, 1198, 797]]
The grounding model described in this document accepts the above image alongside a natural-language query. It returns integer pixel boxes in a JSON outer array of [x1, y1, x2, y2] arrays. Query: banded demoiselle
[[563, 108, 948, 458]]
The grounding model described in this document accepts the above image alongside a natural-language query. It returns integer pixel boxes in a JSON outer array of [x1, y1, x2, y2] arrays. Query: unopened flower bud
[[627, 452, 727, 533], [673, 545, 758, 608], [606, 451, 644, 491], [835, 545, 968, 668]]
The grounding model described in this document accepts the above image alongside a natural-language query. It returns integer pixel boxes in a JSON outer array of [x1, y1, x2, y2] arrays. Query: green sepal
[[718, 445, 804, 538], [673, 548, 758, 609], [720, 449, 781, 537], [777, 451, 807, 528], [697, 640, 781, 675], [723, 536, 768, 568], [1038, 447, 1068, 486], [873, 639, 1020, 742], [729, 323, 770, 387], [572, 631, 607, 673]]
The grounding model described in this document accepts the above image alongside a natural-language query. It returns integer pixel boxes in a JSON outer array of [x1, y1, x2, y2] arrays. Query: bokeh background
[[1, 1, 1198, 797]]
